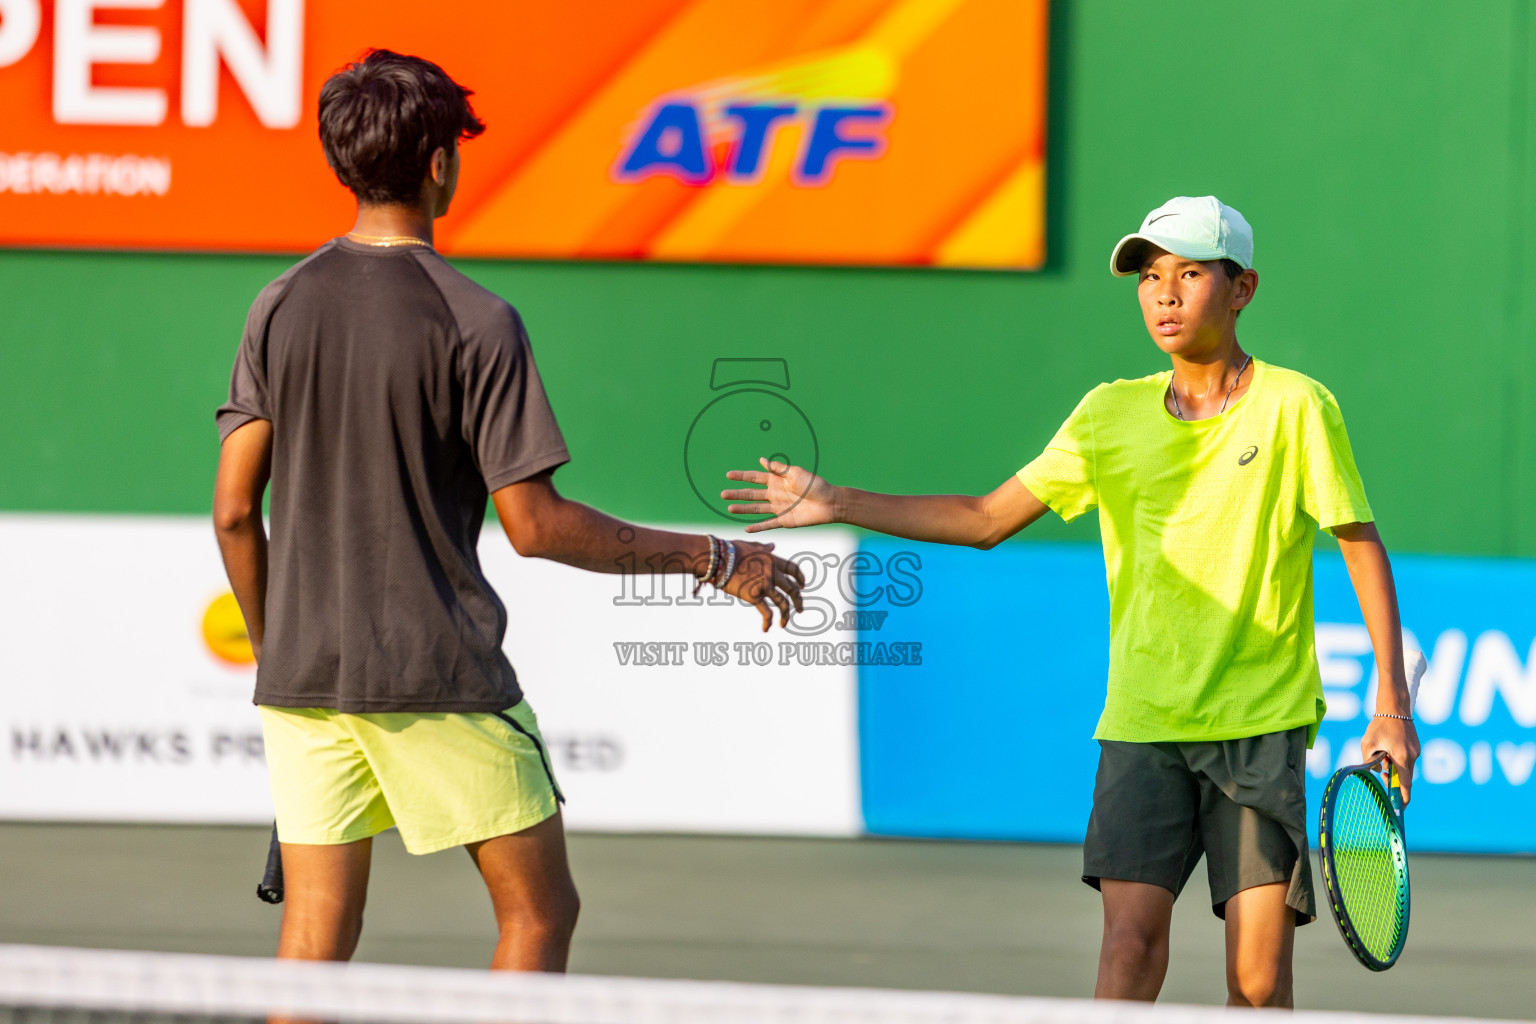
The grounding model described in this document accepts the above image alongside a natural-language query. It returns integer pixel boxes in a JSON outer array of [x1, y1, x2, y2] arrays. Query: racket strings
[[1330, 774, 1408, 961]]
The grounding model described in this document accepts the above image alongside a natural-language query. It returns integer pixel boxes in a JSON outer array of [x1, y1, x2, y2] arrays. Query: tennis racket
[[1318, 755, 1408, 969], [1317, 646, 1423, 970], [256, 823, 284, 904]]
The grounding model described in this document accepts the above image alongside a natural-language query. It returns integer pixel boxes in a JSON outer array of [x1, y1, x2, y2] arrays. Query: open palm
[[722, 458, 836, 532]]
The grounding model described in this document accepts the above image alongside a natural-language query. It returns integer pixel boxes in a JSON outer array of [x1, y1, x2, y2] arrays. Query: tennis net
[[0, 944, 1518, 1024]]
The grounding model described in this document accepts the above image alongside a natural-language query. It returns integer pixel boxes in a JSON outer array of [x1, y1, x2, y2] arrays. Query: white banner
[[0, 514, 861, 836]]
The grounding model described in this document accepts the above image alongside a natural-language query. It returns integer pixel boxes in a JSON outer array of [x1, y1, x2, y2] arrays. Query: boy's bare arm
[[492, 472, 805, 632], [1335, 521, 1422, 800], [213, 419, 273, 661], [723, 459, 1049, 548]]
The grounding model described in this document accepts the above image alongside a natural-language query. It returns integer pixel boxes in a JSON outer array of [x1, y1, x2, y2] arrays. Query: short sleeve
[[1298, 387, 1373, 533], [1017, 389, 1099, 522], [215, 292, 275, 441], [460, 306, 571, 491]]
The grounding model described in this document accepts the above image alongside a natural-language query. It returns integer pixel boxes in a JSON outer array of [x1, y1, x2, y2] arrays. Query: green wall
[[3, 2, 1534, 557]]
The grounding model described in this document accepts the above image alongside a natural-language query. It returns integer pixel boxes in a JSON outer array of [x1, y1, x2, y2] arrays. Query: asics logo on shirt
[[1238, 445, 1259, 466]]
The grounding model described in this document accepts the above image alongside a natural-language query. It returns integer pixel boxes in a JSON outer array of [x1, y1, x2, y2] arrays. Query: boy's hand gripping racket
[[1317, 649, 1423, 971]]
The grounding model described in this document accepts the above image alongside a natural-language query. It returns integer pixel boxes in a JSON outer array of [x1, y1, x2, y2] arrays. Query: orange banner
[[0, 0, 1047, 267]]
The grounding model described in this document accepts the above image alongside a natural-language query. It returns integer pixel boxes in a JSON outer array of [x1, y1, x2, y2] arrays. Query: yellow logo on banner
[[202, 592, 254, 665]]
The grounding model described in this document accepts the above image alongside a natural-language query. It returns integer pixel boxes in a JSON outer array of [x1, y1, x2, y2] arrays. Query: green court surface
[[1, 824, 1531, 1019]]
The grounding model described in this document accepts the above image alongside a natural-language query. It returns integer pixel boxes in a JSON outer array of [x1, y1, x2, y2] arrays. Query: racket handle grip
[[256, 823, 285, 904], [1387, 763, 1405, 819]]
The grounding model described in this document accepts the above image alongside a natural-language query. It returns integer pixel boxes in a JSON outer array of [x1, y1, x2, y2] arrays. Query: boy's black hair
[[319, 49, 486, 206], [1135, 248, 1248, 281]]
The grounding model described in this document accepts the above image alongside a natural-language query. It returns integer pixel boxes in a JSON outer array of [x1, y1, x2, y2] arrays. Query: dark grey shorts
[[1082, 727, 1315, 924]]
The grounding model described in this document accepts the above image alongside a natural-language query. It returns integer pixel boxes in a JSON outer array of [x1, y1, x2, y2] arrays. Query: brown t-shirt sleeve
[[459, 304, 570, 491], [216, 270, 297, 441], [216, 345, 269, 442]]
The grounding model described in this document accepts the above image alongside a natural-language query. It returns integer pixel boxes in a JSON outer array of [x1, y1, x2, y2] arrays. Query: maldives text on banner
[[0, 0, 1048, 268]]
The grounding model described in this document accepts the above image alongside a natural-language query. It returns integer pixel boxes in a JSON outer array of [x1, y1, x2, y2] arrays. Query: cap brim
[[1109, 233, 1228, 277]]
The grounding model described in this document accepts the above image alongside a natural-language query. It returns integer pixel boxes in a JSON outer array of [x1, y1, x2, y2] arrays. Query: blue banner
[[857, 541, 1107, 841], [1313, 553, 1536, 852], [857, 540, 1536, 853]]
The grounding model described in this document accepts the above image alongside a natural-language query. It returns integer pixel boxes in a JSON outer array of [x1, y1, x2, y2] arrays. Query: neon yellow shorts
[[257, 700, 563, 855]]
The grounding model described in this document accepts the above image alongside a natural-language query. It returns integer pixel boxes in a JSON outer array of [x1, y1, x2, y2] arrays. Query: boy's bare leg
[[1096, 880, 1174, 1000], [275, 839, 373, 961], [1224, 881, 1295, 1007], [467, 810, 581, 971]]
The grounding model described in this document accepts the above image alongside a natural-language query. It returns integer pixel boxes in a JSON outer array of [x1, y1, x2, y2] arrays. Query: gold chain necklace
[[345, 232, 432, 248]]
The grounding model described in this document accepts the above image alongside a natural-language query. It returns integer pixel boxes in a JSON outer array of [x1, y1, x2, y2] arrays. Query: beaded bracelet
[[693, 535, 722, 597], [717, 540, 738, 589], [1373, 712, 1414, 721]]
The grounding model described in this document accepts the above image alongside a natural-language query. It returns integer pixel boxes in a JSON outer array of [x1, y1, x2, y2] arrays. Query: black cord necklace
[[1170, 353, 1252, 420]]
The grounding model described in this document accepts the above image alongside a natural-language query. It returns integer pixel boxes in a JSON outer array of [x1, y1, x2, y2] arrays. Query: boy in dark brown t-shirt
[[213, 49, 804, 971]]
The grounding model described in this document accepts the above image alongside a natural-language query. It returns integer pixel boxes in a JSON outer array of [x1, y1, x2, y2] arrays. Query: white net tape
[[0, 945, 1517, 1024]]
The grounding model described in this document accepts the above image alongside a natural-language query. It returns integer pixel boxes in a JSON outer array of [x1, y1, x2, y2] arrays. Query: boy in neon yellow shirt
[[723, 196, 1421, 1007]]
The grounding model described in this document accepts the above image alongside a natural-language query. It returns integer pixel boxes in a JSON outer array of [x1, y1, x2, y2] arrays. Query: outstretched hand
[[717, 540, 806, 631], [722, 458, 838, 533]]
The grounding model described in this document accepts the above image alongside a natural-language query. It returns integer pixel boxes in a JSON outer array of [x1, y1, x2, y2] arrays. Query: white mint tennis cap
[[1109, 196, 1253, 277]]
